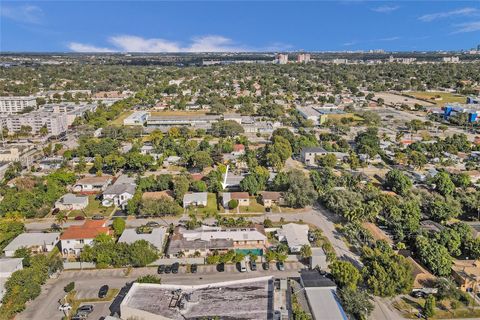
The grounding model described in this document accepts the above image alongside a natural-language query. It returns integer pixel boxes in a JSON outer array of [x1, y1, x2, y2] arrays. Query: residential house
[[55, 193, 89, 211], [163, 155, 182, 167], [300, 270, 348, 320], [231, 144, 245, 156], [3, 232, 60, 257], [277, 223, 309, 253], [300, 147, 328, 166], [167, 225, 267, 257], [60, 220, 111, 257], [118, 228, 166, 252], [73, 175, 113, 193], [310, 247, 328, 270], [183, 192, 208, 208], [221, 192, 250, 208], [259, 191, 285, 208], [102, 175, 137, 209], [0, 258, 23, 302], [452, 259, 480, 293]]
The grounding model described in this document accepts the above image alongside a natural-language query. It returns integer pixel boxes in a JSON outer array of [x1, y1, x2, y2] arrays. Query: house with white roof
[[3, 232, 60, 257], [118, 228, 166, 252], [183, 192, 208, 208], [55, 193, 89, 211], [277, 223, 309, 253]]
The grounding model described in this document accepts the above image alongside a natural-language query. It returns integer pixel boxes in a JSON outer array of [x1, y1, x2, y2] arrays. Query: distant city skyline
[[1, 1, 479, 52]]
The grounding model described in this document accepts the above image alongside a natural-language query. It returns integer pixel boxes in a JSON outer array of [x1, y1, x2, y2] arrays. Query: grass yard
[[187, 193, 218, 216], [110, 110, 134, 126], [409, 91, 467, 105], [238, 197, 265, 214], [68, 195, 114, 218], [328, 113, 363, 121], [394, 296, 480, 319]]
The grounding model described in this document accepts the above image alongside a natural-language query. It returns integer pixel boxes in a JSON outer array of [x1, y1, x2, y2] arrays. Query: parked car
[[263, 262, 270, 270], [191, 264, 198, 273], [74, 216, 85, 220], [52, 208, 60, 215], [164, 265, 172, 274], [172, 262, 180, 274], [146, 221, 160, 228], [77, 305, 94, 314], [58, 303, 72, 311], [217, 263, 225, 272], [238, 260, 247, 272], [250, 260, 257, 271], [71, 315, 87, 320], [92, 215, 103, 220], [98, 285, 109, 298], [157, 265, 166, 274], [277, 261, 285, 271], [411, 291, 427, 298], [308, 233, 315, 242]]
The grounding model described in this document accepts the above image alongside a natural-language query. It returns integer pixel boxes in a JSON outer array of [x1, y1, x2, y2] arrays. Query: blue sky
[[1, 1, 479, 52]]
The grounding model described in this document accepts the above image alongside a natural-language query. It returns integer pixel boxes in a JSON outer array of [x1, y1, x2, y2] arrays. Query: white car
[[58, 303, 72, 311]]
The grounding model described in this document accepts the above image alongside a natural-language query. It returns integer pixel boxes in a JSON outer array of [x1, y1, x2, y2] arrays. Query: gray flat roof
[[121, 277, 273, 320], [304, 288, 348, 320], [3, 233, 60, 253], [117, 228, 166, 251]]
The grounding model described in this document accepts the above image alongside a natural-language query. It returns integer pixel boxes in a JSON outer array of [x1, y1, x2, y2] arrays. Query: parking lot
[[19, 261, 304, 320]]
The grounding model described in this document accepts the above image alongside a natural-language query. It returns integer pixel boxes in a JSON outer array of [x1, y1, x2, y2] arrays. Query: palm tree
[[300, 244, 312, 259], [55, 212, 68, 229]]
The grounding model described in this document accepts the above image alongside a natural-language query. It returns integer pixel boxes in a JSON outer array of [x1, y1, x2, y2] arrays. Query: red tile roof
[[231, 192, 249, 200], [60, 220, 111, 240], [233, 144, 245, 152]]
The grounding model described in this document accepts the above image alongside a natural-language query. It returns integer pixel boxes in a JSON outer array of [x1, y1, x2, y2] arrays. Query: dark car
[[74, 215, 85, 220], [172, 262, 180, 274], [98, 285, 109, 298], [77, 305, 94, 314], [277, 261, 285, 271], [92, 215, 104, 220], [262, 262, 270, 270], [52, 208, 60, 215], [146, 221, 160, 228], [250, 260, 257, 271], [217, 263, 225, 272], [411, 291, 426, 298], [191, 264, 198, 273], [164, 265, 172, 274], [157, 265, 166, 274]]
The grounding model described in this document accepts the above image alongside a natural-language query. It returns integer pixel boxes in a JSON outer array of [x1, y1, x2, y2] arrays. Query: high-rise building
[[274, 53, 289, 64], [0, 112, 68, 137], [0, 96, 37, 114], [297, 53, 311, 63]]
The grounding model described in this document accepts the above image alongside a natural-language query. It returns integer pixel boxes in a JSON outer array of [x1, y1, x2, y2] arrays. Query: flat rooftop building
[[120, 277, 274, 320], [0, 96, 37, 114]]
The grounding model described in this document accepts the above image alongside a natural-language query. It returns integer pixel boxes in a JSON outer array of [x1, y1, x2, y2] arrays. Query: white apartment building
[[0, 112, 68, 137], [0, 96, 37, 114]]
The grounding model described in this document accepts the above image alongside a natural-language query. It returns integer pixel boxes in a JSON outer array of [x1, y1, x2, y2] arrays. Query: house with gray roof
[[55, 193, 89, 211], [102, 175, 137, 209], [3, 232, 60, 257], [118, 228, 166, 251], [183, 192, 208, 208]]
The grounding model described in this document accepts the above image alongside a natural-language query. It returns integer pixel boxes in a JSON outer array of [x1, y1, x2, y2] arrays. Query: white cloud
[[378, 36, 401, 41], [0, 4, 44, 24], [68, 34, 286, 52], [452, 21, 480, 33], [372, 5, 399, 13], [419, 7, 478, 22], [68, 42, 114, 53]]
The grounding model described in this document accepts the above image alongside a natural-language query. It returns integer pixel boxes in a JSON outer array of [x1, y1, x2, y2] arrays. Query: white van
[[239, 260, 247, 272]]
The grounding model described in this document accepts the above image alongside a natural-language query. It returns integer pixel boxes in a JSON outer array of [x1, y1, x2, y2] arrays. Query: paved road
[[18, 262, 303, 320]]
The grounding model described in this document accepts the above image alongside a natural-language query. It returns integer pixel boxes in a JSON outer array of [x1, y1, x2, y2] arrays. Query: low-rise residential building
[[120, 277, 275, 320], [221, 192, 250, 208], [55, 193, 89, 211], [300, 270, 348, 320], [183, 192, 208, 208], [167, 225, 267, 257], [118, 228, 166, 252], [73, 175, 113, 193], [60, 220, 111, 257], [259, 191, 285, 208], [310, 247, 328, 270], [277, 223, 309, 253], [0, 148, 20, 162], [452, 259, 480, 293], [102, 177, 136, 209], [3, 232, 60, 257], [123, 111, 149, 126], [0, 96, 37, 114], [300, 147, 328, 166]]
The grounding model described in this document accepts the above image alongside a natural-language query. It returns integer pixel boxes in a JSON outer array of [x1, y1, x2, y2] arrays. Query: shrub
[[228, 199, 239, 209], [136, 275, 161, 284], [64, 282, 75, 293]]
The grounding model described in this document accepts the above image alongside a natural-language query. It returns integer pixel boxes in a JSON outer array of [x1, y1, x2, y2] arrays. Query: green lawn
[[68, 195, 114, 218], [110, 110, 134, 126], [409, 91, 467, 106], [187, 193, 218, 216], [238, 197, 265, 213]]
